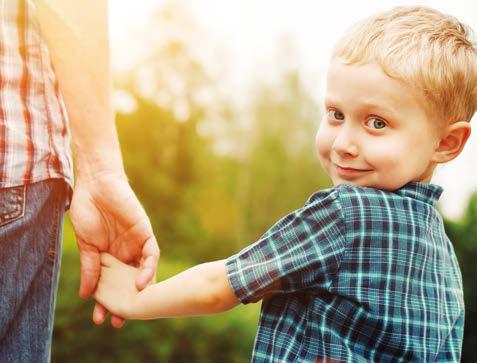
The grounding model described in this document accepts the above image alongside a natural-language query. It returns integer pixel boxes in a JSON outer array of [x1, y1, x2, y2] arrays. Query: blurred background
[[52, 0, 477, 362]]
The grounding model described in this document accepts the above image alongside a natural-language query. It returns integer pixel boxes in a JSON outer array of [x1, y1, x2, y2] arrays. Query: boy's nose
[[332, 127, 359, 158]]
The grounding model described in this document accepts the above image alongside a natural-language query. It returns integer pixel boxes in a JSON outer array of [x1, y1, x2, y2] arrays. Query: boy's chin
[[331, 177, 389, 190], [331, 177, 366, 188], [332, 178, 413, 192]]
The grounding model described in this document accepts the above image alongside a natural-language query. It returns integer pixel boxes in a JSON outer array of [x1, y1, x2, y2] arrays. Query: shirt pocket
[[0, 185, 25, 228]]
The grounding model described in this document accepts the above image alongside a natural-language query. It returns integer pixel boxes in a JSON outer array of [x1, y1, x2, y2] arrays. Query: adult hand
[[69, 170, 159, 328]]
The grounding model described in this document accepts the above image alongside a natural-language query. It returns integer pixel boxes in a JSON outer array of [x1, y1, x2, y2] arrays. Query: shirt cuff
[[225, 254, 255, 304]]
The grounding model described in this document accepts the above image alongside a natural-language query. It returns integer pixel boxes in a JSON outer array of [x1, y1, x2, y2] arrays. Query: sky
[[109, 0, 477, 220]]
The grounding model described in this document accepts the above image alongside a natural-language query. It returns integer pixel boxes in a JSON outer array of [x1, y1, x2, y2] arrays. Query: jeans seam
[[47, 184, 62, 262], [44, 181, 65, 362]]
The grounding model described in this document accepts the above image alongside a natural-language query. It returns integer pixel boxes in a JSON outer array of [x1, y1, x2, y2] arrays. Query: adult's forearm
[[131, 260, 240, 320], [33, 0, 123, 178]]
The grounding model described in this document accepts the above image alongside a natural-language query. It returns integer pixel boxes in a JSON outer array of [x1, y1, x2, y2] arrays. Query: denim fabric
[[0, 179, 67, 362]]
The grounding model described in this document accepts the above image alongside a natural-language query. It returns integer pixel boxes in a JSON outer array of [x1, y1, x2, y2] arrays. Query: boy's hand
[[94, 253, 142, 319]]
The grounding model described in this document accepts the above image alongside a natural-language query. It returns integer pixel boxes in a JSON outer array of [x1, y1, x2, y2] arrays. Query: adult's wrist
[[69, 108, 124, 181], [75, 168, 128, 186], [73, 143, 125, 183]]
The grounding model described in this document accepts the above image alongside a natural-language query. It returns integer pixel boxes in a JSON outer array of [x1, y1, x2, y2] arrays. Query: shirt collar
[[392, 182, 443, 206]]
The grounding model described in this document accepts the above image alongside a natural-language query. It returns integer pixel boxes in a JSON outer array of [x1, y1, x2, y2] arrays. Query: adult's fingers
[[135, 237, 160, 290], [135, 267, 155, 290], [100, 252, 117, 267], [142, 236, 160, 269], [78, 243, 101, 298]]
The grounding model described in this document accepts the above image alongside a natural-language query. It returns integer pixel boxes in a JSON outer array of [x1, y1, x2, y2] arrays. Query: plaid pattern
[[0, 0, 73, 188], [226, 182, 464, 362]]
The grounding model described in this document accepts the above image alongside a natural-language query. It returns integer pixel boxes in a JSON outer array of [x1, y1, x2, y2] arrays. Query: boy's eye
[[366, 117, 386, 129], [327, 109, 345, 120]]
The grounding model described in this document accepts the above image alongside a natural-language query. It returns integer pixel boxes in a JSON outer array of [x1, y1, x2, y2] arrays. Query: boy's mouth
[[334, 164, 372, 176]]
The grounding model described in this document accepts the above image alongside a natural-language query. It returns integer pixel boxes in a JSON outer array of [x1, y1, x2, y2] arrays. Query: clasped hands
[[69, 171, 159, 328]]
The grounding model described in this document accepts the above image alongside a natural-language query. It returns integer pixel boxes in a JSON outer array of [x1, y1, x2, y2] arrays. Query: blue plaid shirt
[[226, 182, 464, 362]]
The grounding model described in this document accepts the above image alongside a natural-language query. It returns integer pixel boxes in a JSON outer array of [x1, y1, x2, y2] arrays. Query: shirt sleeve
[[226, 188, 347, 304]]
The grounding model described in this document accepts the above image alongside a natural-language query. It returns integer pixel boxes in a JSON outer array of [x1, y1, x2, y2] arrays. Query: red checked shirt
[[0, 0, 73, 189]]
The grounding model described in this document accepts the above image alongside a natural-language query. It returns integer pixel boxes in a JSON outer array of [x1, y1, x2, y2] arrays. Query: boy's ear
[[432, 121, 471, 164]]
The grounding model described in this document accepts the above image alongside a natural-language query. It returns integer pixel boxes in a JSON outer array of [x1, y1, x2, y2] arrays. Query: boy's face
[[316, 60, 440, 191]]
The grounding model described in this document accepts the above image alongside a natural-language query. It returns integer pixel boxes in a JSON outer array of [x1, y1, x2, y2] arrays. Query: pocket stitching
[[0, 186, 26, 228]]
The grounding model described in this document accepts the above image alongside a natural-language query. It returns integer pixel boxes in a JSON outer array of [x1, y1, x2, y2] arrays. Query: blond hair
[[332, 6, 477, 123]]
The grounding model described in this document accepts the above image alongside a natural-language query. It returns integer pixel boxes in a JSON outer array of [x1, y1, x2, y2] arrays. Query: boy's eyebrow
[[324, 97, 339, 106], [361, 100, 400, 119], [325, 97, 399, 119]]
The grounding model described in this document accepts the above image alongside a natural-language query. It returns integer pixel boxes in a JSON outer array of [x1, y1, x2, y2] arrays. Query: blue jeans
[[0, 179, 67, 362]]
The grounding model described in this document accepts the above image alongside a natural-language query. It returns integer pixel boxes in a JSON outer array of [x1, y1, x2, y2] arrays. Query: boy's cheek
[[315, 127, 333, 157], [365, 139, 401, 165]]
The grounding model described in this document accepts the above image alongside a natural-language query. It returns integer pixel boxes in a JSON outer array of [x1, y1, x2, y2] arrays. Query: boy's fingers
[[111, 315, 126, 329], [93, 303, 108, 325]]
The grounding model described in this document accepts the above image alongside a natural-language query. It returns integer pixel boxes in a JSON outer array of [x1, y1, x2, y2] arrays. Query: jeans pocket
[[0, 185, 26, 228]]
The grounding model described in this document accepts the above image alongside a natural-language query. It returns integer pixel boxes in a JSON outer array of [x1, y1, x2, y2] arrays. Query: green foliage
[[444, 193, 477, 363], [116, 95, 212, 260], [115, 70, 327, 262], [236, 73, 330, 244]]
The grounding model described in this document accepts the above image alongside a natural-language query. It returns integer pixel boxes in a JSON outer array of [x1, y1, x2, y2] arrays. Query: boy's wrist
[[125, 289, 149, 320], [111, 294, 141, 321]]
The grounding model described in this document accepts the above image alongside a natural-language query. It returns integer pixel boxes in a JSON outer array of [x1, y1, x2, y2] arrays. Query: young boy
[[94, 6, 476, 362]]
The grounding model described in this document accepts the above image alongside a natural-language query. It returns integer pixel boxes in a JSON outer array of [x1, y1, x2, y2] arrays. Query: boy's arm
[[95, 254, 240, 320], [135, 260, 240, 319]]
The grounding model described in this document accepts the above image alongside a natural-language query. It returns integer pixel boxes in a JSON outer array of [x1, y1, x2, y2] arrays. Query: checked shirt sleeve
[[226, 189, 347, 304]]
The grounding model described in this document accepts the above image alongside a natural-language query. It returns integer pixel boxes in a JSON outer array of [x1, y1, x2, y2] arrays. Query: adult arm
[[32, 0, 160, 327]]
